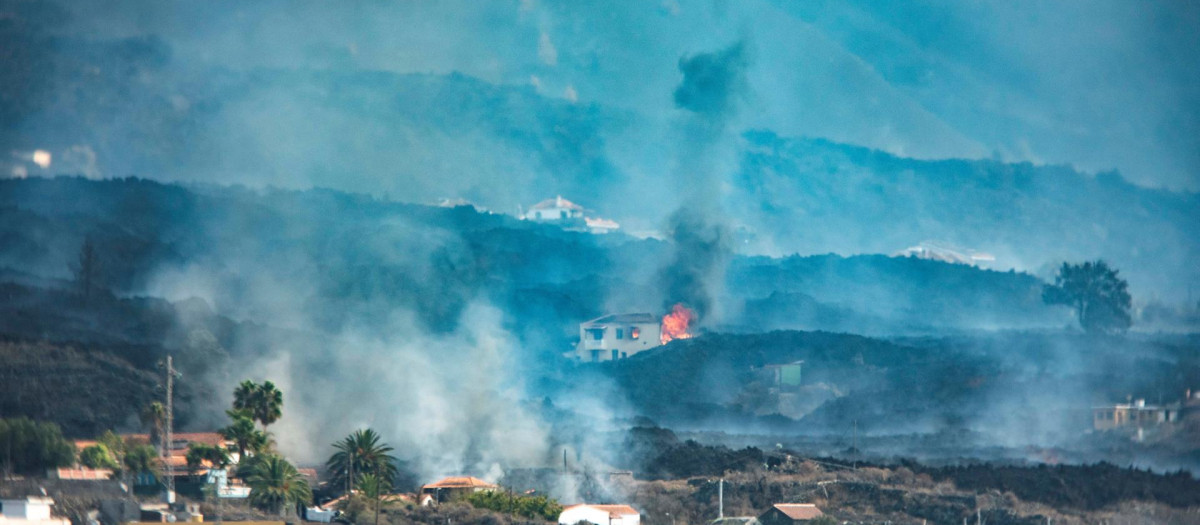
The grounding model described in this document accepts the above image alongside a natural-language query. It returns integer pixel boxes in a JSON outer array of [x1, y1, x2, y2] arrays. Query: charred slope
[[0, 338, 161, 437], [590, 330, 1200, 449], [0, 177, 1070, 341]]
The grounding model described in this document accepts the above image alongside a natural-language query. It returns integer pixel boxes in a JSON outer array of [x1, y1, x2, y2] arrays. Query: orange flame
[[660, 303, 696, 344]]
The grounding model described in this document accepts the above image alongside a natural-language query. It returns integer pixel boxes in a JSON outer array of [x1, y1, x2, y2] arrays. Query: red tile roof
[[53, 467, 114, 480], [771, 504, 824, 521], [421, 476, 497, 490]]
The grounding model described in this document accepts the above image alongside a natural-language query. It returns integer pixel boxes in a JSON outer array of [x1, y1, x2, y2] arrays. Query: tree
[[356, 473, 393, 525], [326, 429, 399, 495], [123, 443, 162, 483], [233, 380, 258, 413], [79, 444, 120, 470], [1043, 260, 1133, 334], [0, 417, 76, 476], [98, 431, 129, 483], [186, 443, 232, 475], [245, 454, 312, 516], [220, 409, 267, 462], [253, 381, 283, 430], [232, 380, 284, 430], [140, 401, 167, 451]]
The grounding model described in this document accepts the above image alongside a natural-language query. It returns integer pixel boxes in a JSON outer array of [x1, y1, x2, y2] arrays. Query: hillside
[[733, 132, 1200, 302], [0, 176, 1065, 341], [3, 6, 1198, 306]]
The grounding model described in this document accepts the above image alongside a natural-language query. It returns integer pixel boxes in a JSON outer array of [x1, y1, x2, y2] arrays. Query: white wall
[[0, 498, 68, 525], [559, 507, 640, 525], [574, 322, 661, 362]]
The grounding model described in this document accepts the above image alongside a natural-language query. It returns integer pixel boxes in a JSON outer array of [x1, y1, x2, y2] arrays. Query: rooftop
[[528, 196, 584, 212], [563, 504, 640, 517], [421, 476, 497, 490], [584, 313, 659, 325], [770, 504, 824, 520]]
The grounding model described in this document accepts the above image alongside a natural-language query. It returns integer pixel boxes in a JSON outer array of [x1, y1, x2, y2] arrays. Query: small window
[[616, 329, 624, 340], [561, 210, 568, 219], [612, 349, 619, 360], [630, 327, 640, 340], [588, 328, 604, 340]]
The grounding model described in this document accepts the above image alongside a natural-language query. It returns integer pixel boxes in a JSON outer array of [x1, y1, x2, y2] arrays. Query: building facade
[[572, 313, 662, 362], [558, 505, 640, 525]]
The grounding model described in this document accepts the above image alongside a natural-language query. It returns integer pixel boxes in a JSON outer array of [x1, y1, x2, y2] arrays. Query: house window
[[616, 329, 624, 340], [590, 350, 601, 362], [612, 349, 620, 360], [588, 328, 604, 340], [561, 210, 568, 219], [630, 327, 640, 340]]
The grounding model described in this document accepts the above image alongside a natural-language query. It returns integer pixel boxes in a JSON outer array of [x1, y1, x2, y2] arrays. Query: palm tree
[[325, 429, 398, 495], [356, 473, 393, 525], [140, 402, 166, 451], [124, 443, 162, 484], [220, 410, 267, 463], [232, 380, 258, 413], [253, 381, 283, 430], [246, 454, 311, 517]]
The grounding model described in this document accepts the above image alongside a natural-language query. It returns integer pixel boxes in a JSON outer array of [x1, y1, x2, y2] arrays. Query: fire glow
[[660, 303, 696, 344]]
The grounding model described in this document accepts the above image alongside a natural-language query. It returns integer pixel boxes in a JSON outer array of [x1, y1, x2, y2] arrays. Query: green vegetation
[[78, 443, 119, 470], [234, 380, 284, 430], [464, 490, 562, 521], [356, 472, 393, 525], [326, 428, 399, 494], [186, 442, 232, 474], [0, 417, 76, 475], [123, 442, 162, 481], [140, 401, 166, 449], [245, 454, 312, 516], [1043, 260, 1133, 334], [220, 409, 268, 460]]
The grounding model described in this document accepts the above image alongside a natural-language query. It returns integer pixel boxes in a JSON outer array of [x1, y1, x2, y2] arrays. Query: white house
[[572, 313, 661, 362], [524, 196, 585, 222], [0, 497, 70, 525], [558, 505, 641, 525]]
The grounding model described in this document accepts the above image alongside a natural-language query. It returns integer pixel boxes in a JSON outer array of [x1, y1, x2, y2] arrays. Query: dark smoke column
[[657, 41, 750, 322]]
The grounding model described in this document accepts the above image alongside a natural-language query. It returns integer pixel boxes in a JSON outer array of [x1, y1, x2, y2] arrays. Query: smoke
[[237, 302, 551, 482], [673, 42, 749, 119], [656, 41, 749, 322]]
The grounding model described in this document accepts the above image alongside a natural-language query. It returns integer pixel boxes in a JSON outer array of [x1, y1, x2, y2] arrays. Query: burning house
[[571, 305, 696, 362], [573, 313, 662, 362]]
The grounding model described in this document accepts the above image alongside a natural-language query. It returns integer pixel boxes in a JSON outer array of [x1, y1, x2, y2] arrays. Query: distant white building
[[0, 497, 70, 525], [572, 313, 661, 362], [895, 240, 994, 266], [524, 196, 584, 222], [559, 505, 641, 525], [522, 196, 620, 234]]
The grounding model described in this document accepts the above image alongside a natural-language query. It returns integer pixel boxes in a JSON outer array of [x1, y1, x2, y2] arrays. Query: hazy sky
[[52, 0, 1200, 191]]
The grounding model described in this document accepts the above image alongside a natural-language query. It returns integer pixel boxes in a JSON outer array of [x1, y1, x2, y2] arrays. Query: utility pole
[[163, 355, 177, 504], [718, 478, 724, 519]]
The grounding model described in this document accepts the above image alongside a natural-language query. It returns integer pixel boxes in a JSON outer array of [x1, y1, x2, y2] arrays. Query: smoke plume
[[657, 41, 749, 322]]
